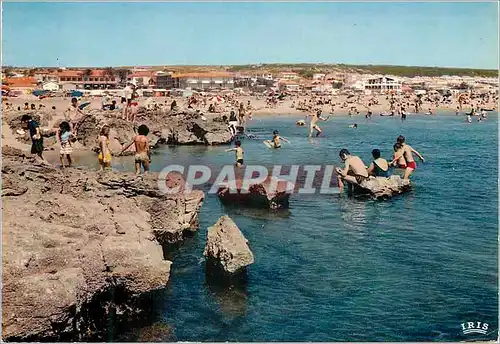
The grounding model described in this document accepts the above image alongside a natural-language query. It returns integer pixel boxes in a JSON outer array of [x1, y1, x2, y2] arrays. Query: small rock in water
[[204, 215, 254, 279]]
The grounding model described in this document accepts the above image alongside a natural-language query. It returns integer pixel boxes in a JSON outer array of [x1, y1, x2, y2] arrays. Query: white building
[[313, 73, 326, 81], [278, 72, 299, 81], [42, 81, 60, 91], [364, 76, 402, 92]]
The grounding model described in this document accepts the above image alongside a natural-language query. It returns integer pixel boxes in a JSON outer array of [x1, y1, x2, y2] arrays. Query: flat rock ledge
[[353, 175, 412, 199], [203, 216, 254, 283], [1, 146, 204, 341]]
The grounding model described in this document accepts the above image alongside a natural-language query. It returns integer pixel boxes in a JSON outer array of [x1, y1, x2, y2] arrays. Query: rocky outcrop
[[1, 146, 204, 341], [6, 108, 233, 152], [139, 108, 233, 145], [353, 175, 412, 199], [203, 216, 254, 276], [217, 177, 291, 210], [74, 109, 232, 149]]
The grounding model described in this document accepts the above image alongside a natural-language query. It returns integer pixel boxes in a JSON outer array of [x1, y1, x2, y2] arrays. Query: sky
[[1, 2, 499, 69]]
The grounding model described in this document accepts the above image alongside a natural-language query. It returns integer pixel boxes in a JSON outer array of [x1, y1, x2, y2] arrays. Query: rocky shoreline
[[1, 146, 204, 341]]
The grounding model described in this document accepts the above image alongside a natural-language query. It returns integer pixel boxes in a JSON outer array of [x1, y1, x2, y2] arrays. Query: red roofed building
[[127, 71, 155, 88], [57, 70, 118, 89], [2, 77, 38, 89]]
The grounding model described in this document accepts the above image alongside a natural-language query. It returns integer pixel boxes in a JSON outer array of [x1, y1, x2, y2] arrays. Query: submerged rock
[[203, 216, 254, 277], [217, 176, 291, 210], [1, 146, 204, 341], [353, 175, 412, 199]]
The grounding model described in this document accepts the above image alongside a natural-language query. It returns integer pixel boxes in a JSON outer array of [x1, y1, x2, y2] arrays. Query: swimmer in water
[[306, 109, 330, 137], [348, 124, 358, 129], [225, 140, 244, 167], [266, 130, 291, 149]]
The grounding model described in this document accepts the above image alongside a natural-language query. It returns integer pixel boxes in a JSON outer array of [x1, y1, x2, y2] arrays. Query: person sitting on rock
[[367, 149, 390, 177], [228, 110, 238, 137], [57, 121, 73, 168], [335, 148, 369, 190]]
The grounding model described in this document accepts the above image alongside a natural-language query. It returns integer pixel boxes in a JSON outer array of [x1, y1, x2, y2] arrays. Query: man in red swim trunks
[[391, 135, 425, 179]]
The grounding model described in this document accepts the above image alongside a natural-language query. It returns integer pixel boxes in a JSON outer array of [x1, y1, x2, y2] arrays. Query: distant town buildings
[[173, 72, 235, 90]]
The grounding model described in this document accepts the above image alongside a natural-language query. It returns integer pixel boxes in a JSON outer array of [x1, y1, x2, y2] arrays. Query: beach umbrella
[[79, 102, 91, 110]]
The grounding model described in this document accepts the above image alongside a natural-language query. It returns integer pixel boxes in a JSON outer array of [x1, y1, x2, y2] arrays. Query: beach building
[[364, 76, 402, 93], [311, 83, 334, 94], [42, 81, 60, 91], [155, 72, 175, 89], [173, 72, 235, 90], [278, 72, 299, 81], [57, 70, 118, 90], [260, 73, 274, 80], [279, 80, 301, 92], [2, 77, 38, 90], [127, 71, 155, 88], [313, 73, 326, 81], [34, 72, 58, 83]]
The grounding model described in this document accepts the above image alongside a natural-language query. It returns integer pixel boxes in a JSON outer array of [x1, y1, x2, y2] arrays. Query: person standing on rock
[[57, 121, 73, 168], [22, 114, 44, 160], [390, 135, 424, 180], [98, 126, 112, 171], [122, 82, 134, 120], [64, 97, 85, 135], [120, 124, 151, 175], [238, 102, 246, 129]]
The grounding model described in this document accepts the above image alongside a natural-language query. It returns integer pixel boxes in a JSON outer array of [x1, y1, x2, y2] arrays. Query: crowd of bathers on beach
[[8, 82, 496, 192]]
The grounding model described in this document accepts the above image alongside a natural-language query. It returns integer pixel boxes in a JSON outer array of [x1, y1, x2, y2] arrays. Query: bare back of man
[[134, 135, 150, 174], [336, 154, 369, 190]]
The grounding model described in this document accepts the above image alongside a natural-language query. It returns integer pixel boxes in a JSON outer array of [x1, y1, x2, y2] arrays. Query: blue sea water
[[128, 114, 498, 341]]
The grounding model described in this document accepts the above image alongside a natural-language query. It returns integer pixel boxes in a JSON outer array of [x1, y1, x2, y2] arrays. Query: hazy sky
[[2, 2, 498, 68]]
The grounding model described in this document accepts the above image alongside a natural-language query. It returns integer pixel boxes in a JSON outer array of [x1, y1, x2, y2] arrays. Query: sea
[[75, 113, 500, 341]]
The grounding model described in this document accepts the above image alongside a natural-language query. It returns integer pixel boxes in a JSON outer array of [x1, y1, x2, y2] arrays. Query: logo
[[461, 321, 489, 335], [157, 164, 342, 195]]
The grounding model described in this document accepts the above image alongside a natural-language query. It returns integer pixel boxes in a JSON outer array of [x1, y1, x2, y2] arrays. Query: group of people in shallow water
[[335, 135, 424, 190]]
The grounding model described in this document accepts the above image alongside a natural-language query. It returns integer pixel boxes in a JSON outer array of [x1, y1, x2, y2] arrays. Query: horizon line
[[3, 63, 498, 71]]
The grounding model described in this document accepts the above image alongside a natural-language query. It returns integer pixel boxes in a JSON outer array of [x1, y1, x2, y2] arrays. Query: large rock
[[217, 176, 291, 210], [137, 108, 233, 145], [1, 146, 204, 341], [203, 216, 254, 275], [7, 108, 233, 150], [353, 175, 412, 199]]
